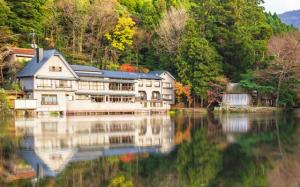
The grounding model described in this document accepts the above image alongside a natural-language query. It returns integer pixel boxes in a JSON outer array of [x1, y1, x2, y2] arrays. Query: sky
[[263, 0, 300, 14]]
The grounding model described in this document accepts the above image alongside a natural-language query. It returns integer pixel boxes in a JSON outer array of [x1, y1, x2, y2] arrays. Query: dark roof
[[101, 70, 161, 80], [17, 50, 58, 77], [70, 65, 101, 72], [148, 70, 176, 80], [17, 49, 167, 80], [71, 65, 161, 80], [17, 49, 78, 78]]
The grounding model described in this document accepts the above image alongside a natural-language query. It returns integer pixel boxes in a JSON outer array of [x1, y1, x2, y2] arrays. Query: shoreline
[[214, 106, 281, 113]]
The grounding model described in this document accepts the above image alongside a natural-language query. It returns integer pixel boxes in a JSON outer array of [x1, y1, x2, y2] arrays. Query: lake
[[1, 110, 300, 187]]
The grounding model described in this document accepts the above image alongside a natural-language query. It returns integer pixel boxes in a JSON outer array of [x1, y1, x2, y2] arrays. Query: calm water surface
[[1, 110, 300, 187]]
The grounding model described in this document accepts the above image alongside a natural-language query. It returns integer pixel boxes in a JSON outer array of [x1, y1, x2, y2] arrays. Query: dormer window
[[49, 66, 62, 72]]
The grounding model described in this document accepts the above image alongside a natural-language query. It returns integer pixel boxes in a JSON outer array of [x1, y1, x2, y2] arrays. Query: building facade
[[16, 49, 175, 115], [222, 83, 252, 107]]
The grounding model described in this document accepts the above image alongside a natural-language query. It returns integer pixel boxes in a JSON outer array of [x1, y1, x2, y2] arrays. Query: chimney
[[36, 48, 43, 63]]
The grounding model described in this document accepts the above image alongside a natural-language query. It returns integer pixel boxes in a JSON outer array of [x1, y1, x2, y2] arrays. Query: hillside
[[279, 10, 300, 28]]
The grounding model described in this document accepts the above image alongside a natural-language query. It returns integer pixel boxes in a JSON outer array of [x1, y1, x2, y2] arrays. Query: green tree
[[7, 0, 52, 39], [266, 12, 295, 34], [177, 129, 222, 187], [176, 21, 222, 106], [0, 0, 10, 26]]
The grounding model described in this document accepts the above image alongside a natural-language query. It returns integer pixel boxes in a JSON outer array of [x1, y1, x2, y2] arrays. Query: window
[[91, 95, 105, 103], [162, 82, 173, 89], [109, 95, 134, 103], [138, 91, 147, 101], [49, 66, 62, 72], [109, 96, 122, 103], [154, 81, 160, 87], [122, 83, 134, 91], [56, 80, 71, 88], [109, 83, 134, 91], [138, 81, 143, 87], [109, 83, 121, 90], [78, 81, 104, 90], [163, 94, 172, 100], [41, 94, 58, 105], [76, 95, 89, 100], [37, 79, 52, 88], [151, 91, 161, 100], [146, 81, 152, 87]]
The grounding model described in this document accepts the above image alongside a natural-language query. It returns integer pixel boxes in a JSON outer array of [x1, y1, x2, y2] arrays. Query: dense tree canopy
[[0, 0, 295, 105]]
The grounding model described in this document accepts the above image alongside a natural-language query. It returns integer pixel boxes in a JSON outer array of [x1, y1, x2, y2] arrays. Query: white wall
[[35, 56, 76, 78], [137, 79, 162, 100], [160, 72, 175, 105]]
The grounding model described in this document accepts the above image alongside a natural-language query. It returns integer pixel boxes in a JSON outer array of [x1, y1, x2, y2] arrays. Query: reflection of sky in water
[[15, 115, 175, 177]]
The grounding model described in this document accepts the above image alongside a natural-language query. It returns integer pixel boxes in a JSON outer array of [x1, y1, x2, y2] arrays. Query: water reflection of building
[[221, 114, 250, 133], [206, 113, 278, 143], [15, 115, 175, 177]]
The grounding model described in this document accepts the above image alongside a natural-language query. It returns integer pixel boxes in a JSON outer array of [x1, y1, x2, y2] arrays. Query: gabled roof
[[17, 49, 78, 78], [148, 70, 176, 80]]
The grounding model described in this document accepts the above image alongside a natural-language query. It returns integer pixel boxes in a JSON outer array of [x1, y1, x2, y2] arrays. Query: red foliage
[[119, 63, 137, 72], [120, 153, 135, 163]]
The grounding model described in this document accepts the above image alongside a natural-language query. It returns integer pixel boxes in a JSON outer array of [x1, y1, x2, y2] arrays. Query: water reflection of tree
[[176, 129, 222, 187]]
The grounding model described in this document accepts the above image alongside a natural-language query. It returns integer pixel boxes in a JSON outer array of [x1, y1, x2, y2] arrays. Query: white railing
[[14, 99, 37, 109]]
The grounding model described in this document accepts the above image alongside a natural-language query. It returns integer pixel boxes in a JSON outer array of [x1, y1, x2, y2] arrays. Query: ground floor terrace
[[14, 93, 171, 116]]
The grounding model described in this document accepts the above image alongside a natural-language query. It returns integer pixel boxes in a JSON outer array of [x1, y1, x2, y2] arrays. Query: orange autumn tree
[[120, 63, 137, 72], [119, 63, 149, 73], [207, 76, 228, 110], [175, 82, 192, 107]]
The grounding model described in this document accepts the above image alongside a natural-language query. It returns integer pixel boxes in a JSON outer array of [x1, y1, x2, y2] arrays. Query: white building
[[15, 49, 175, 115], [222, 83, 252, 107]]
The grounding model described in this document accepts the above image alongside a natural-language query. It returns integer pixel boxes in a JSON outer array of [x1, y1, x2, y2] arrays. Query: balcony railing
[[109, 86, 135, 91], [55, 84, 72, 89], [37, 85, 52, 88], [14, 99, 37, 109]]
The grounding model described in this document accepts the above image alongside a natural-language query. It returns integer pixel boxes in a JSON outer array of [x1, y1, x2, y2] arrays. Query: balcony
[[37, 85, 52, 89], [55, 84, 73, 89], [14, 99, 37, 109]]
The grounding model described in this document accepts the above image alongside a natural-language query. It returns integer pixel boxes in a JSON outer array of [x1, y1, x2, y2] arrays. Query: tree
[[176, 21, 222, 107], [177, 129, 222, 187], [256, 31, 300, 107], [108, 175, 133, 187], [175, 82, 192, 107], [105, 17, 136, 51], [266, 12, 295, 35], [156, 6, 187, 55], [119, 63, 137, 72], [7, 0, 52, 42], [0, 0, 10, 26], [55, 0, 91, 54], [87, 0, 118, 66]]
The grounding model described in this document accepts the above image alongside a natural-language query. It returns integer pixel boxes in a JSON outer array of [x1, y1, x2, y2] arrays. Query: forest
[[0, 0, 298, 107]]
